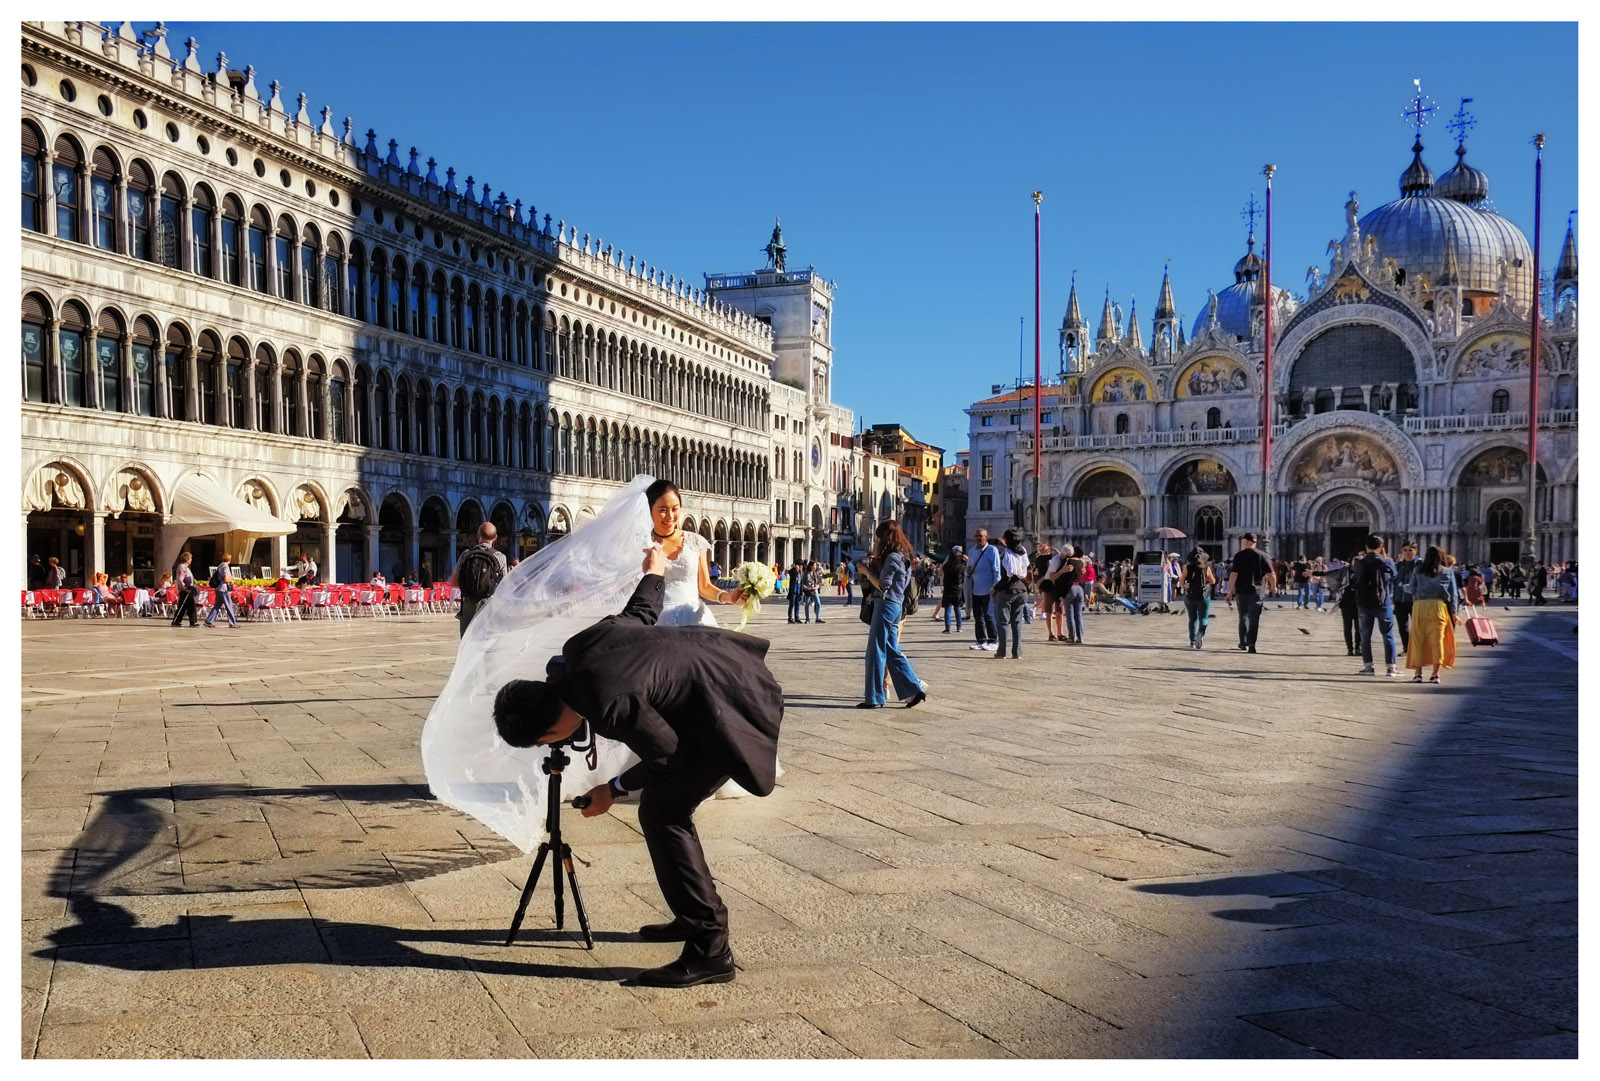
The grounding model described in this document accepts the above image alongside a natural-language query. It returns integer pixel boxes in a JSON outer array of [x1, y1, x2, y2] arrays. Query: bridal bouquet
[[730, 561, 776, 631]]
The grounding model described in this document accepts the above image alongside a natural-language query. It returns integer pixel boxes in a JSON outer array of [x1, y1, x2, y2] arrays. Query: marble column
[[87, 512, 107, 578], [321, 520, 337, 584]]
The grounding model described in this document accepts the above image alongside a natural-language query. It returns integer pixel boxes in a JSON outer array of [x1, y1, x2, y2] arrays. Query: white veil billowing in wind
[[420, 474, 656, 852]]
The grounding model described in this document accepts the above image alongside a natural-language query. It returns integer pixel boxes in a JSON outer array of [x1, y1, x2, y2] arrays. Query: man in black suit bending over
[[492, 544, 783, 988]]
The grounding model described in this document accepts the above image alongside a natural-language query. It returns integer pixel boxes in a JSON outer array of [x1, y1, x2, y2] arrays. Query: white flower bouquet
[[730, 561, 776, 631]]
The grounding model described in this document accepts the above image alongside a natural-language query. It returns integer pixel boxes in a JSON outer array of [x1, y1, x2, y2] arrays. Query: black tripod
[[504, 745, 594, 949]]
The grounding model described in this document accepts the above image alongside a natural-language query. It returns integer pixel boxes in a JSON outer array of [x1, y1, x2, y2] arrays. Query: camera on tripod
[[504, 729, 595, 949]]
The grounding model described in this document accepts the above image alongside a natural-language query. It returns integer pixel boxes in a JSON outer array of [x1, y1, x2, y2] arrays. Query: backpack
[[459, 547, 504, 601], [900, 564, 920, 616], [1354, 555, 1394, 608], [1184, 560, 1209, 600], [209, 565, 226, 588]]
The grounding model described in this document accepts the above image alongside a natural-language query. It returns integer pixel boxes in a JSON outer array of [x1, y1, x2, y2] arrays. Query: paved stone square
[[20, 595, 1578, 1058]]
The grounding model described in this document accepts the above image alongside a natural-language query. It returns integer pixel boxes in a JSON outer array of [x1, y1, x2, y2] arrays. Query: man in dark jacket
[[492, 545, 782, 988]]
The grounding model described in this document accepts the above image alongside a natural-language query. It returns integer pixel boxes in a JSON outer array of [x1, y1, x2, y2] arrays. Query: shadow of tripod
[[504, 744, 594, 949]]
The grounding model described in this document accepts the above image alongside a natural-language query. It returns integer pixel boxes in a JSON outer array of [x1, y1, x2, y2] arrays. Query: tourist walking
[[1179, 547, 1216, 649], [1406, 545, 1459, 683], [1291, 556, 1312, 609], [786, 559, 804, 623], [992, 530, 1031, 660], [967, 527, 1000, 651], [1350, 534, 1400, 677], [940, 547, 967, 633], [202, 553, 239, 628], [451, 522, 508, 637], [802, 560, 824, 623], [1530, 563, 1549, 605], [1393, 542, 1418, 652], [838, 561, 854, 605], [1226, 533, 1275, 653], [169, 551, 199, 627], [854, 521, 927, 709]]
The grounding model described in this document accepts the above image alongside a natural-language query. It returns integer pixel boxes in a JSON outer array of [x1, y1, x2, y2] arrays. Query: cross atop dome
[[1401, 78, 1437, 139], [1447, 97, 1476, 149]]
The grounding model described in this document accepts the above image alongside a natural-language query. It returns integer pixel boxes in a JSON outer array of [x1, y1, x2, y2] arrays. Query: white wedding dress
[[420, 475, 768, 851]]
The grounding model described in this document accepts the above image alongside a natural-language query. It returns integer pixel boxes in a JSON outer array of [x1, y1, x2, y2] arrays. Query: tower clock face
[[811, 437, 822, 474]]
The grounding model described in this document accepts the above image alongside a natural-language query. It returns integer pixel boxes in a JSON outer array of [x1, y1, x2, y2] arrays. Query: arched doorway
[[1458, 446, 1547, 564], [335, 491, 370, 583], [1193, 506, 1225, 562], [455, 500, 485, 563], [1485, 498, 1523, 565], [489, 501, 516, 560], [287, 485, 327, 577], [378, 495, 411, 582], [24, 462, 92, 587], [104, 467, 163, 586], [1075, 467, 1141, 563], [235, 479, 278, 575], [418, 497, 451, 583], [519, 503, 544, 562], [1164, 459, 1236, 561], [713, 521, 729, 571], [547, 506, 572, 543], [1319, 497, 1376, 561]]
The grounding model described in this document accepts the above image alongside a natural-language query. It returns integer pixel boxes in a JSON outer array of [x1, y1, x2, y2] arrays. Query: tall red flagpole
[[1260, 164, 1276, 552], [1032, 191, 1043, 541], [1523, 135, 1545, 570]]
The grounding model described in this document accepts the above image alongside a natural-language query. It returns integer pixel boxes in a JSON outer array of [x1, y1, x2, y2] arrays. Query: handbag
[[859, 594, 875, 624]]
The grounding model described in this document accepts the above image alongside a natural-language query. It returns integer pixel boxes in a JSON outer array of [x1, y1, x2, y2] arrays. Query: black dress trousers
[[636, 763, 733, 959]]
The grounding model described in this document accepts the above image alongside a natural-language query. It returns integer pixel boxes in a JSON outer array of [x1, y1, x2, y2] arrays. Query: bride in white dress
[[643, 478, 772, 798]]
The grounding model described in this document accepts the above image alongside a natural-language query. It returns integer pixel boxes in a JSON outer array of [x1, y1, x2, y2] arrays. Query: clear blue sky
[[177, 20, 1577, 461]]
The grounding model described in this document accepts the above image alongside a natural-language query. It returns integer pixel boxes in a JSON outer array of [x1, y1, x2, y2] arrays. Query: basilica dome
[[1356, 138, 1533, 310], [1193, 235, 1295, 341]]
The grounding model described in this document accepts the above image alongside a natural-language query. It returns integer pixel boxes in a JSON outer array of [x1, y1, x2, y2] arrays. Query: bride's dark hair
[[645, 479, 681, 507]]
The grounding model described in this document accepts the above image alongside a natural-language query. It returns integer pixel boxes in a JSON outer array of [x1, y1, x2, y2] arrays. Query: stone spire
[[1095, 287, 1118, 352], [1154, 263, 1177, 320], [1058, 272, 1089, 375], [1151, 262, 1180, 364], [1124, 297, 1143, 351], [1556, 212, 1578, 284]]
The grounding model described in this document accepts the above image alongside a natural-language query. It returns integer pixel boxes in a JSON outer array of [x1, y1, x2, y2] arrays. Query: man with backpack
[[1350, 533, 1400, 677], [450, 523, 508, 637]]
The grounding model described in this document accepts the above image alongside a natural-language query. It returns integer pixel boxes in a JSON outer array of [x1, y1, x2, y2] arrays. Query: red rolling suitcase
[[1463, 604, 1499, 647]]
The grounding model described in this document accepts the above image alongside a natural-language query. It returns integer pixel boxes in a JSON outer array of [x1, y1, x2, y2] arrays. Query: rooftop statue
[[763, 218, 787, 271]]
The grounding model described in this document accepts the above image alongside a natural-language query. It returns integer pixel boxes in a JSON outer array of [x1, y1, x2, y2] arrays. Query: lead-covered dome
[[1194, 234, 1295, 341], [1357, 137, 1533, 309]]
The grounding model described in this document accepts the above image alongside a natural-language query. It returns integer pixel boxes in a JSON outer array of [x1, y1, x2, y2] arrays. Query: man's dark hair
[[1240, 532, 1257, 543], [1365, 533, 1384, 551], [493, 679, 567, 748]]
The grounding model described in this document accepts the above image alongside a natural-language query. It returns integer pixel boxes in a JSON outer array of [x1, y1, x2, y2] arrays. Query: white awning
[[157, 474, 296, 577]]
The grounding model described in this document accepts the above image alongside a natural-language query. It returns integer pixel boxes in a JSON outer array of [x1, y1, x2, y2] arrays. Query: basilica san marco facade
[[967, 118, 1578, 567]]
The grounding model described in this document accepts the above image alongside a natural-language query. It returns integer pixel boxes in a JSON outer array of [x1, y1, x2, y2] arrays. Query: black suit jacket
[[558, 574, 783, 796]]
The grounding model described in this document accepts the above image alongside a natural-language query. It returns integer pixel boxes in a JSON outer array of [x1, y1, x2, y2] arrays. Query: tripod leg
[[562, 846, 595, 950], [552, 843, 566, 930], [505, 843, 552, 946]]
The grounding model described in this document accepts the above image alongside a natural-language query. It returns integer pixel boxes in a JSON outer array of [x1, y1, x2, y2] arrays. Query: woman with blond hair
[[1405, 545, 1458, 684]]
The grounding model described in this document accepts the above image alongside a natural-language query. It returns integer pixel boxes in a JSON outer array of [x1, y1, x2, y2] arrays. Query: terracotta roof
[[973, 388, 1061, 407]]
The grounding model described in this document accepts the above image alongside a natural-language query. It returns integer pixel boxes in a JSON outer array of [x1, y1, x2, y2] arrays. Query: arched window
[[131, 317, 157, 417], [1194, 505, 1224, 544], [126, 161, 155, 261], [280, 350, 301, 435], [58, 302, 88, 407], [158, 172, 182, 268], [450, 278, 464, 348], [247, 207, 271, 293], [195, 331, 220, 425], [1491, 388, 1510, 414], [307, 356, 326, 439], [393, 375, 410, 453], [254, 344, 274, 431], [373, 370, 390, 449], [329, 364, 347, 442], [429, 271, 446, 342], [520, 403, 534, 470], [226, 337, 248, 429], [348, 238, 366, 320], [368, 247, 386, 327], [1115, 412, 1130, 435], [454, 388, 469, 460], [220, 196, 244, 286], [95, 308, 125, 411], [1486, 498, 1522, 540], [434, 388, 448, 458], [300, 223, 321, 306], [275, 215, 296, 299], [1206, 407, 1221, 429], [466, 284, 480, 353], [190, 185, 215, 277], [163, 323, 189, 421], [389, 255, 405, 333], [413, 380, 430, 456], [90, 147, 119, 250], [410, 263, 426, 337], [52, 135, 82, 242], [21, 292, 50, 403], [324, 232, 344, 315], [21, 122, 45, 233], [483, 289, 498, 358]]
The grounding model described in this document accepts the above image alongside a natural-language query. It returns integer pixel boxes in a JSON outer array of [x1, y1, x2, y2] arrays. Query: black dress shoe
[[631, 951, 736, 988], [904, 689, 927, 708], [854, 701, 883, 709], [637, 919, 693, 942]]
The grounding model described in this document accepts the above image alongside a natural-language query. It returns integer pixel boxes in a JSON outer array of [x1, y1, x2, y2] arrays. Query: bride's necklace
[[651, 528, 680, 541]]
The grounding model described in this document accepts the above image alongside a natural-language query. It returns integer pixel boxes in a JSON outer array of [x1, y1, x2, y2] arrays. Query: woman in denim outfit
[[1178, 547, 1217, 649], [854, 521, 928, 709]]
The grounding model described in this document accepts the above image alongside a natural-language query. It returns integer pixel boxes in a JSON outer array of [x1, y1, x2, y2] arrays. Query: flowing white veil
[[420, 474, 656, 852]]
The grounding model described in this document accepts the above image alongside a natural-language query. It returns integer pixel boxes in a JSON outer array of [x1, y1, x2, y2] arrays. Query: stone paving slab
[[19, 597, 1578, 1058]]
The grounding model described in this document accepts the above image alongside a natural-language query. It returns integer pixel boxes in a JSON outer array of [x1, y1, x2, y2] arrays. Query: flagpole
[[1259, 164, 1276, 555], [1523, 135, 1545, 572], [1032, 191, 1043, 543]]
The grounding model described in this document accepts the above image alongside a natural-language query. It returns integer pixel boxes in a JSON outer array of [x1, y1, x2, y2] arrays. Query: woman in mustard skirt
[[1405, 546, 1459, 683]]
